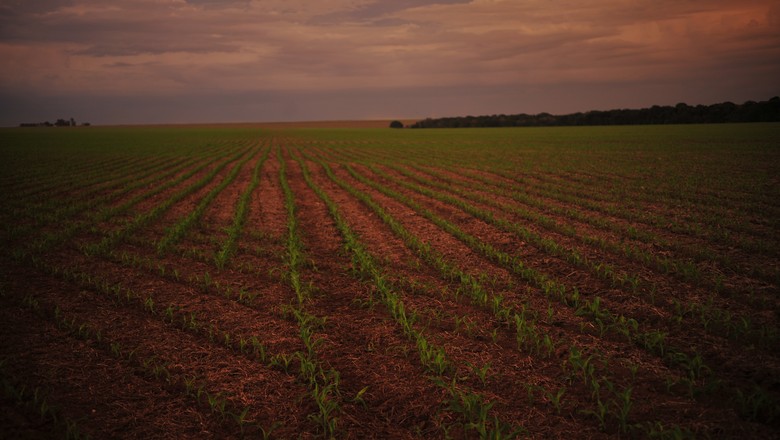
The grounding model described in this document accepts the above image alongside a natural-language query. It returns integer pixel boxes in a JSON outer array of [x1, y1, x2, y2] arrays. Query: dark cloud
[[310, 0, 470, 25], [75, 41, 242, 57], [0, 5, 253, 56], [345, 0, 471, 18], [0, 0, 72, 15], [186, 0, 249, 4], [185, 0, 251, 10], [104, 61, 133, 68]]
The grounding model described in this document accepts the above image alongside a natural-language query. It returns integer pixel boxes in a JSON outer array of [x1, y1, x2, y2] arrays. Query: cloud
[[0, 0, 778, 125], [185, 0, 250, 6], [0, 0, 73, 15], [310, 0, 470, 24]]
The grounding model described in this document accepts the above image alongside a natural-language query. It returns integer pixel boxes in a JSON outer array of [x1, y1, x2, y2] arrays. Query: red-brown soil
[[2, 133, 777, 439]]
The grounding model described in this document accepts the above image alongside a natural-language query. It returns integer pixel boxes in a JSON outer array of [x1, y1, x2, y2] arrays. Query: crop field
[[0, 123, 778, 439]]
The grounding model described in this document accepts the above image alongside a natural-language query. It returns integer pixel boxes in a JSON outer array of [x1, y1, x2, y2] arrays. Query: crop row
[[2, 127, 777, 438]]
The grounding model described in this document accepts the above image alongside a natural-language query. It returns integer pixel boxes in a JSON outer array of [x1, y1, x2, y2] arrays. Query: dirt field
[[1, 124, 778, 439]]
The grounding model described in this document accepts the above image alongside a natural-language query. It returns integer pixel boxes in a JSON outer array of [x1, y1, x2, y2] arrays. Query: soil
[[2, 134, 778, 439]]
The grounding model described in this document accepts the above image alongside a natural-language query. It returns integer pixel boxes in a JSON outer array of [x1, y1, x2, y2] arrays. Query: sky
[[1, 0, 779, 125]]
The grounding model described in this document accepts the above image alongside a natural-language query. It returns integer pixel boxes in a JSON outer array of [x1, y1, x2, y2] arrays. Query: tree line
[[408, 97, 780, 128], [19, 118, 90, 127]]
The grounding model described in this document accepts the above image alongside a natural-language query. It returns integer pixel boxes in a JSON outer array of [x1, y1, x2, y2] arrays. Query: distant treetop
[[19, 117, 90, 127], [389, 120, 404, 129], [410, 97, 780, 128]]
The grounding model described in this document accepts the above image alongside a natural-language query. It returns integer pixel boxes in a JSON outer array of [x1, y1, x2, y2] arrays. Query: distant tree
[[409, 97, 780, 128], [20, 118, 89, 127], [389, 120, 404, 129]]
